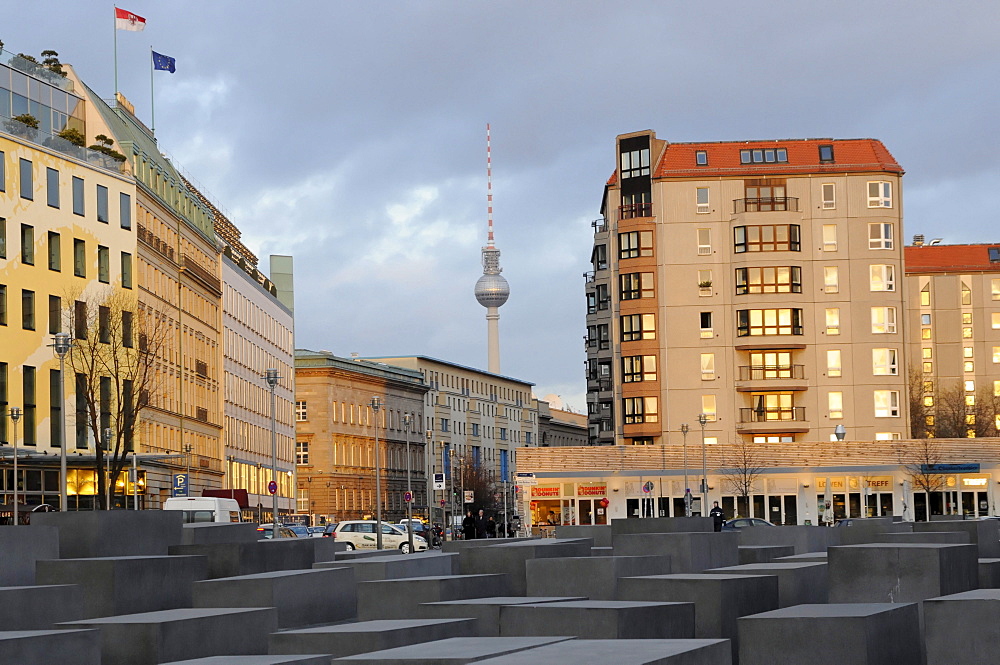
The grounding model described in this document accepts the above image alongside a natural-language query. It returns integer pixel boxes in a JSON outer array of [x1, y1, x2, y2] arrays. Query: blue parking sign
[[172, 474, 188, 497]]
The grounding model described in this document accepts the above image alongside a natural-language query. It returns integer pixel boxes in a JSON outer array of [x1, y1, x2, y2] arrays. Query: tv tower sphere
[[475, 270, 510, 308]]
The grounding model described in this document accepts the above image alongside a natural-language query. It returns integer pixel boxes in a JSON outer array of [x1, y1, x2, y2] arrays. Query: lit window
[[697, 228, 712, 255], [961, 282, 972, 305], [868, 222, 893, 249], [734, 224, 801, 253], [623, 396, 658, 424], [963, 327, 973, 339], [920, 284, 930, 306], [993, 313, 1000, 329], [620, 272, 654, 300], [922, 329, 932, 340], [965, 380, 976, 392], [619, 231, 653, 259], [701, 395, 717, 421], [871, 307, 897, 334], [827, 350, 842, 377], [874, 432, 900, 441], [965, 361, 975, 373], [696, 187, 710, 214], [922, 348, 933, 359], [622, 313, 656, 341], [874, 390, 900, 417], [828, 392, 843, 419], [737, 308, 804, 336], [923, 362, 933, 373], [296, 441, 309, 465], [735, 266, 802, 294], [826, 308, 840, 335], [963, 312, 973, 324], [995, 380, 1000, 396], [966, 395, 976, 407], [872, 348, 898, 376], [964, 347, 974, 358], [924, 396, 934, 407], [993, 278, 1000, 301], [295, 401, 307, 422], [701, 353, 715, 379], [696, 150, 708, 166], [821, 184, 836, 210], [623, 355, 657, 382], [822, 224, 837, 250], [993, 347, 1000, 363], [824, 267, 839, 293], [869, 265, 896, 292], [867, 181, 892, 208], [620, 148, 650, 178]]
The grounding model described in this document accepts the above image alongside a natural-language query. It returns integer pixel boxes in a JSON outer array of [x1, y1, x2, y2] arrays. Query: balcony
[[619, 203, 653, 220], [584, 271, 595, 283], [736, 365, 807, 392], [733, 197, 799, 214], [587, 378, 612, 393], [592, 218, 608, 234], [737, 407, 808, 433]]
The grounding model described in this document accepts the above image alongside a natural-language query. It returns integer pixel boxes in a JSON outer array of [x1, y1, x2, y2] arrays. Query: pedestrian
[[462, 510, 477, 540], [546, 511, 558, 525], [486, 515, 497, 538], [475, 509, 488, 539], [709, 501, 725, 532]]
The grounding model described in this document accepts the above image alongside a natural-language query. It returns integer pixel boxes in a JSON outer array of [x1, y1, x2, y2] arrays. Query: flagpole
[[150, 46, 155, 133], [113, 5, 119, 96]]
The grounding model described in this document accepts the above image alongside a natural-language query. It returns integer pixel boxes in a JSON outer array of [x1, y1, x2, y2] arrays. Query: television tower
[[474, 123, 509, 374]]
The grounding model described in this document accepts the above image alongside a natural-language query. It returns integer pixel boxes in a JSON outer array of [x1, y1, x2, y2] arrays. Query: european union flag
[[152, 51, 176, 73]]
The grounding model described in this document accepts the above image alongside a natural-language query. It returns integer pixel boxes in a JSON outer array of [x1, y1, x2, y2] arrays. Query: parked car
[[722, 518, 776, 531], [398, 519, 430, 540], [322, 522, 340, 538], [256, 524, 298, 539], [285, 524, 311, 539], [163, 497, 242, 523], [307, 526, 327, 537], [328, 520, 428, 553]]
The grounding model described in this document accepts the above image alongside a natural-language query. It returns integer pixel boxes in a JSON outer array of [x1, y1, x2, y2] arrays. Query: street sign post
[[172, 474, 188, 497], [514, 472, 537, 487]]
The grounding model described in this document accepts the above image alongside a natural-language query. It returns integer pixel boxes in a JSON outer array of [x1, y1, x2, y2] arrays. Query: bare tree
[[66, 288, 166, 508], [969, 385, 1000, 438], [718, 439, 768, 518], [455, 453, 500, 515], [933, 380, 970, 439], [907, 369, 932, 439], [895, 437, 946, 519]]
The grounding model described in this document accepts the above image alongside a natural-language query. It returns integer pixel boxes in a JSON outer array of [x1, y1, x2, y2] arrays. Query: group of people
[[461, 509, 505, 539]]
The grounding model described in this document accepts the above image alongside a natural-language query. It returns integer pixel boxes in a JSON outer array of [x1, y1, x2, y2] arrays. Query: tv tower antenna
[[474, 123, 510, 374]]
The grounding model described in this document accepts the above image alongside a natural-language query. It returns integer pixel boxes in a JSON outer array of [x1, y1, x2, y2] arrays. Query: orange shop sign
[[577, 484, 607, 497], [530, 486, 561, 498]]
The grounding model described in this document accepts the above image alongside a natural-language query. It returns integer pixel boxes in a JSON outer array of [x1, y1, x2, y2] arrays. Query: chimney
[[913, 234, 925, 246]]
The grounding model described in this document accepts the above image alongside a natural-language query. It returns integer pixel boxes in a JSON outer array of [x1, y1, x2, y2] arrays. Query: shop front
[[528, 482, 611, 528]]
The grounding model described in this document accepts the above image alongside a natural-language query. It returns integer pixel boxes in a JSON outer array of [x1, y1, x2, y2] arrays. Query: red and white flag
[[115, 7, 146, 31]]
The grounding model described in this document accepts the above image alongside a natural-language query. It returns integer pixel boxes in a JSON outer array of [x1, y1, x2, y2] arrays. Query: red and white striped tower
[[474, 123, 510, 373]]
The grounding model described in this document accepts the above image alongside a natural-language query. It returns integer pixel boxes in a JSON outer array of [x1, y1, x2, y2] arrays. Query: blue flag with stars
[[152, 51, 176, 73]]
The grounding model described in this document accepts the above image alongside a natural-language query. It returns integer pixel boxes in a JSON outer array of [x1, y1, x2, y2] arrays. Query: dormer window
[[740, 148, 788, 164], [819, 144, 834, 163], [695, 150, 708, 166]]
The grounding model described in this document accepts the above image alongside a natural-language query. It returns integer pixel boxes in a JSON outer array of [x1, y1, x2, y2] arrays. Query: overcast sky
[[8, 1, 1000, 411]]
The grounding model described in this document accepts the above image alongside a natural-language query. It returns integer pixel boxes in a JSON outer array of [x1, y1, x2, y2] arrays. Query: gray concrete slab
[[735, 525, 838, 553], [269, 618, 477, 659], [418, 597, 585, 637], [193, 567, 357, 627], [0, 629, 101, 665], [525, 555, 672, 600], [613, 532, 739, 573], [59, 607, 278, 665], [924, 589, 1000, 665], [773, 551, 827, 564], [914, 519, 1000, 557], [315, 552, 458, 581], [162, 658, 332, 665], [499, 600, 695, 640], [555, 525, 612, 546], [441, 538, 535, 555], [979, 558, 1000, 588], [738, 603, 921, 665], [834, 517, 909, 545], [472, 639, 732, 664], [0, 526, 59, 585], [180, 522, 263, 545], [333, 636, 575, 664], [335, 548, 405, 560], [459, 539, 593, 594], [358, 574, 511, 620], [610, 517, 713, 536], [877, 531, 970, 544], [828, 543, 978, 603], [32, 510, 183, 558], [705, 562, 827, 607], [171, 538, 333, 579], [738, 545, 794, 564], [617, 573, 778, 660], [36, 555, 208, 618], [0, 584, 85, 629]]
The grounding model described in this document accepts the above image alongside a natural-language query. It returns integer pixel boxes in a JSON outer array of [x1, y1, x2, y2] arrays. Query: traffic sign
[[172, 474, 188, 497], [433, 473, 446, 490], [642, 481, 654, 493], [267, 480, 278, 495], [440, 499, 446, 507], [515, 472, 537, 486], [404, 491, 413, 503], [463, 490, 474, 504]]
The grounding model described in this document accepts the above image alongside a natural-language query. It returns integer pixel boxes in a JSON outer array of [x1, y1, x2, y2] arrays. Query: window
[[472, 423, 480, 436], [826, 308, 840, 335], [621, 313, 655, 341], [734, 224, 801, 252], [700, 311, 713, 338], [822, 224, 837, 250], [993, 347, 1000, 364], [441, 418, 449, 432], [872, 348, 898, 375], [966, 380, 976, 393], [122, 310, 133, 348], [23, 366, 35, 445], [695, 150, 708, 166], [700, 353, 715, 379], [19, 158, 32, 200], [21, 289, 34, 330], [992, 279, 1000, 301], [591, 244, 607, 271], [993, 313, 1000, 329], [0, 217, 5, 258], [824, 267, 839, 293], [623, 355, 656, 382], [964, 347, 974, 359], [596, 283, 609, 310], [619, 230, 653, 259], [48, 295, 61, 334], [701, 395, 717, 421], [98, 246, 110, 283], [620, 272, 654, 300], [829, 392, 843, 419], [749, 351, 793, 378], [296, 441, 309, 465], [121, 252, 133, 289], [620, 191, 651, 219], [697, 228, 712, 255], [740, 148, 788, 164], [874, 390, 900, 417], [295, 401, 307, 421], [74, 239, 86, 277], [737, 308, 803, 336], [868, 223, 893, 249], [99, 305, 111, 344], [964, 361, 975, 373], [48, 232, 61, 271], [21, 224, 34, 264], [921, 314, 931, 326], [97, 185, 109, 223], [871, 307, 897, 334], [69, 176, 85, 216], [961, 282, 972, 306], [586, 291, 597, 315], [819, 144, 834, 163], [827, 350, 842, 377], [922, 348, 932, 359], [620, 147, 650, 178], [869, 265, 896, 292], [49, 369, 62, 449], [743, 179, 788, 211], [46, 167, 59, 208], [868, 181, 892, 208], [74, 301, 87, 339], [623, 397, 658, 424], [820, 184, 836, 211], [120, 193, 132, 229], [920, 284, 930, 307], [0, 285, 5, 326], [735, 266, 802, 294], [923, 361, 933, 373], [0, 151, 4, 192], [696, 187, 710, 214]]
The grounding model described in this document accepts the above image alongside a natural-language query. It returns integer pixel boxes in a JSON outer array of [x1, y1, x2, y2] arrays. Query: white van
[[163, 497, 242, 523]]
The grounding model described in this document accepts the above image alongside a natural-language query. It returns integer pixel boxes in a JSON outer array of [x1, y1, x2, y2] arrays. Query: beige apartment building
[[536, 401, 588, 447], [586, 131, 908, 446]]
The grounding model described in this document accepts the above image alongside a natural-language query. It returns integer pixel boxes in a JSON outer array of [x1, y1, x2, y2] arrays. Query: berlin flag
[[115, 7, 146, 31]]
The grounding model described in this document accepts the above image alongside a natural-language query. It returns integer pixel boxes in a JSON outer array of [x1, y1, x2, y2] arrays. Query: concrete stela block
[[269, 618, 478, 659], [525, 554, 672, 600], [613, 532, 739, 572], [160, 657, 333, 665], [828, 543, 978, 604], [32, 511, 184, 558], [0, 629, 101, 665], [0, 526, 60, 586], [459, 539, 594, 594], [924, 589, 1000, 665], [357, 574, 512, 620], [704, 562, 828, 607], [738, 545, 795, 565], [470, 638, 733, 664], [331, 636, 575, 663], [0, 584, 86, 630], [314, 551, 458, 581], [418, 596, 585, 637], [498, 599, 696, 640]]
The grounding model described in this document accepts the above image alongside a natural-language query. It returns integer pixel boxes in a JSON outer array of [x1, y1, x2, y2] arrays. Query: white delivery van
[[163, 497, 242, 523]]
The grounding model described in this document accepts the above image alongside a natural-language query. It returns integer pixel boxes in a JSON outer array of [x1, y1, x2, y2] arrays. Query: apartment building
[[586, 130, 908, 446]]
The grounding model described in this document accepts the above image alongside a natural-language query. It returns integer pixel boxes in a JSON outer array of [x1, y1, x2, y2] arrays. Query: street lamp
[[698, 413, 708, 516], [680, 423, 691, 517], [834, 424, 846, 441], [9, 407, 21, 525], [104, 427, 112, 510], [52, 333, 72, 512], [403, 412, 414, 554], [449, 446, 455, 540], [370, 395, 383, 550], [263, 368, 281, 537]]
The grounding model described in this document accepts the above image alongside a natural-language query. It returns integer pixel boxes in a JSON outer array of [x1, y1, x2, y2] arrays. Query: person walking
[[486, 515, 497, 538], [462, 510, 477, 540], [709, 501, 725, 532], [475, 509, 488, 539]]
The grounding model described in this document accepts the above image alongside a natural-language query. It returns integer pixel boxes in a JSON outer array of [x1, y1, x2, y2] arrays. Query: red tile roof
[[905, 244, 1000, 274]]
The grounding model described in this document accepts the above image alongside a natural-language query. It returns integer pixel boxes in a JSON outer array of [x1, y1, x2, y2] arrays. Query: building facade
[[294, 349, 428, 524], [586, 131, 908, 446], [536, 400, 588, 447]]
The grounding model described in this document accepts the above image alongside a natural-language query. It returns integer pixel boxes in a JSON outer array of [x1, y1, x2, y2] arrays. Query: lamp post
[[9, 407, 21, 525], [263, 368, 281, 537], [52, 333, 72, 512], [403, 413, 414, 554], [104, 427, 112, 510], [449, 446, 455, 540], [681, 423, 691, 517], [698, 413, 708, 516], [370, 396, 383, 550]]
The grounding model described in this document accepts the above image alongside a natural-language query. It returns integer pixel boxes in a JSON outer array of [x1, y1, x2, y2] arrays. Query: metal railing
[[619, 203, 653, 219], [3, 49, 75, 92], [733, 197, 799, 214], [737, 365, 805, 381], [1, 111, 122, 172], [739, 406, 806, 423]]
